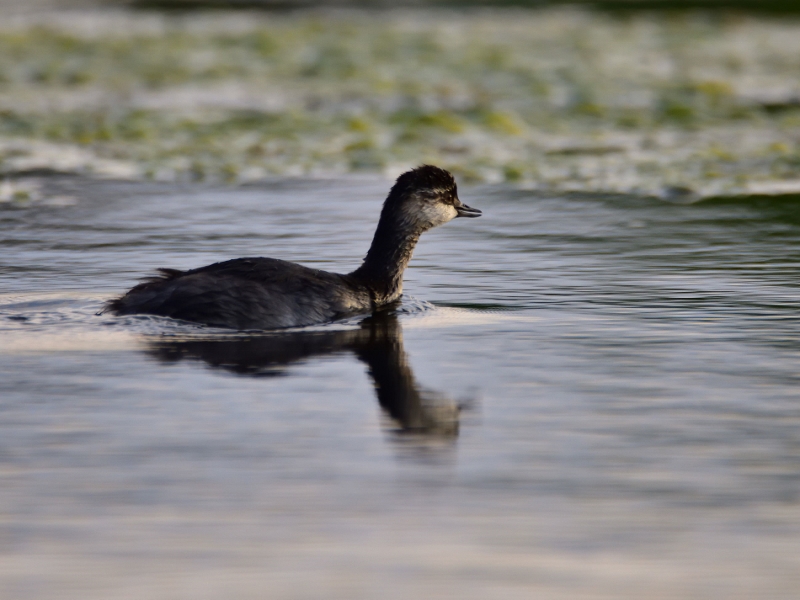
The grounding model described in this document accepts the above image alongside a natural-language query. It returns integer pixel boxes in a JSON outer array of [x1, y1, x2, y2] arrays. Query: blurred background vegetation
[[12, 0, 800, 12], [12, 0, 797, 11], [1, 0, 799, 199]]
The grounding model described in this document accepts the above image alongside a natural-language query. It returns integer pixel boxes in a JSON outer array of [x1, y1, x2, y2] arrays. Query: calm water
[[1, 176, 800, 598]]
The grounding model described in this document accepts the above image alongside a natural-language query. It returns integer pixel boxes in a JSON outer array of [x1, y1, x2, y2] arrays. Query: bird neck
[[350, 210, 423, 305]]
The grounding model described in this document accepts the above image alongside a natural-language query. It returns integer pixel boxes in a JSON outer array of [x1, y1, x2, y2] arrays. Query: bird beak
[[455, 203, 482, 218]]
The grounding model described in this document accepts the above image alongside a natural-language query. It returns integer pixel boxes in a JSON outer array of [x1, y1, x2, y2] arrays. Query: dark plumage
[[106, 165, 481, 330]]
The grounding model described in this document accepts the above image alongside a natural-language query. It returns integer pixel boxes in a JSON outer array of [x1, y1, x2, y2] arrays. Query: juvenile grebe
[[106, 165, 481, 330]]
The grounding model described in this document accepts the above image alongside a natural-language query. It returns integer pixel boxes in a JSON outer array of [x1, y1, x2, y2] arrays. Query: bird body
[[107, 166, 481, 330], [108, 258, 372, 330]]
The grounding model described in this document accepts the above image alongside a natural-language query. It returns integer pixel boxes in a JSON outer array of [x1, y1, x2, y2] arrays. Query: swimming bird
[[106, 165, 481, 330]]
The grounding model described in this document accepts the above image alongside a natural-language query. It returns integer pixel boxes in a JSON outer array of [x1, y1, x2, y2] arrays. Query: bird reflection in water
[[145, 311, 462, 439]]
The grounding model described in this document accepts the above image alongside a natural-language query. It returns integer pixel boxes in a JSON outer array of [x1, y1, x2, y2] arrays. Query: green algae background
[[1, 9, 800, 198]]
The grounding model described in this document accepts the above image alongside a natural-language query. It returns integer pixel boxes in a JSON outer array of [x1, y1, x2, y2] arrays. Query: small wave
[[396, 296, 437, 315], [695, 192, 800, 207], [0, 294, 103, 330], [430, 301, 522, 312]]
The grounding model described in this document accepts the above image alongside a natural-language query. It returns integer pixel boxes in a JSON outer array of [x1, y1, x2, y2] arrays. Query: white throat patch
[[417, 200, 458, 228]]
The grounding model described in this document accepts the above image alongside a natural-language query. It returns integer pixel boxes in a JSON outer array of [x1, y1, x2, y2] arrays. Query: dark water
[[1, 177, 800, 598]]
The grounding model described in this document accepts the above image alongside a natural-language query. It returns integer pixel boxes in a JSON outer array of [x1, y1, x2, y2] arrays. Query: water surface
[[1, 176, 800, 598]]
